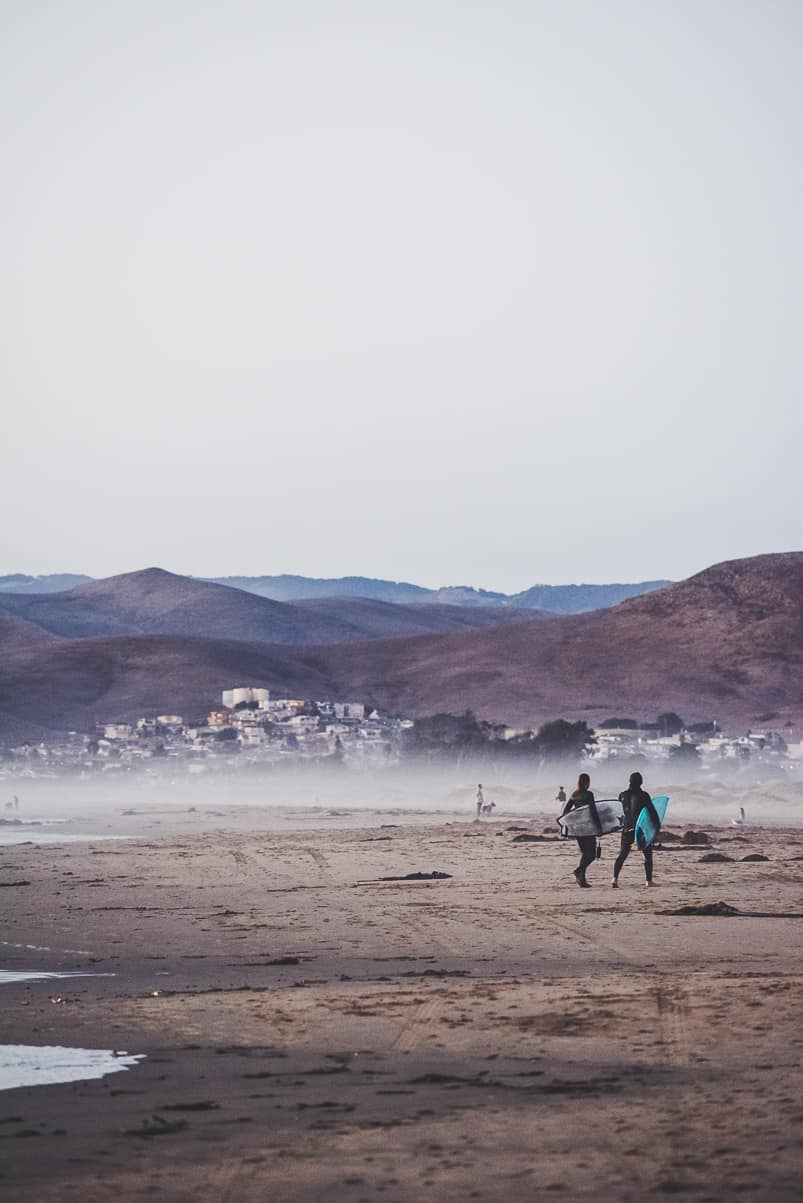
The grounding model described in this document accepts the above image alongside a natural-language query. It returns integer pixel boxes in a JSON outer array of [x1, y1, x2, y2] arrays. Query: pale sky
[[2, 0, 802, 591]]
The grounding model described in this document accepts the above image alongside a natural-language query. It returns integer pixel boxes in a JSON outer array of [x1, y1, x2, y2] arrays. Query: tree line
[[401, 712, 595, 764]]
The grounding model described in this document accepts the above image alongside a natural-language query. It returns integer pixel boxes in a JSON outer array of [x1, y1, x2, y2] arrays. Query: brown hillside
[[0, 635, 334, 733], [0, 612, 63, 652], [305, 551, 803, 730], [0, 568, 528, 648], [0, 553, 799, 735]]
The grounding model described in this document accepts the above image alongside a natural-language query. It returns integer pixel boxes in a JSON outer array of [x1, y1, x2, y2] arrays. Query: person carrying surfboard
[[562, 773, 602, 888], [611, 771, 661, 888]]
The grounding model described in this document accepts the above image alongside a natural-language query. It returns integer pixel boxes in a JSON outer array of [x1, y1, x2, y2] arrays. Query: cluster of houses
[[0, 690, 801, 780], [0, 688, 412, 778], [591, 722, 800, 768]]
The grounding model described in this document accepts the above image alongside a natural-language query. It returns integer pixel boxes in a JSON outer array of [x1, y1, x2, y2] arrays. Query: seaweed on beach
[[378, 870, 452, 881]]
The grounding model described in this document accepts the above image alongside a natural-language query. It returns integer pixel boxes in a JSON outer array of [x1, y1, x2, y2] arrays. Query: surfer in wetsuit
[[611, 771, 661, 888], [562, 772, 602, 888]]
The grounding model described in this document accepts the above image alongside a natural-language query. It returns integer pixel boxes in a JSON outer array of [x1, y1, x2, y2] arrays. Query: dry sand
[[1, 807, 802, 1201]]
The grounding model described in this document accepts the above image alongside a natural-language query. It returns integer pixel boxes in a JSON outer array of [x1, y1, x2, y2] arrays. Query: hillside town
[[0, 688, 802, 781]]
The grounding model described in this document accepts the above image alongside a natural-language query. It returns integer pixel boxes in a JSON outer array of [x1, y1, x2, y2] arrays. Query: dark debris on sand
[[681, 831, 711, 845], [377, 871, 453, 881], [122, 1116, 189, 1138], [666, 901, 740, 916]]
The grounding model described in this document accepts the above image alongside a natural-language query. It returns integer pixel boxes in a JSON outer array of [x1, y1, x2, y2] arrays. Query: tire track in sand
[[549, 911, 704, 1195]]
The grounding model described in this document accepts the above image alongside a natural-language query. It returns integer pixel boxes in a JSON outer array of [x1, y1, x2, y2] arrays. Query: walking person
[[562, 772, 601, 888], [556, 785, 566, 806], [476, 784, 484, 820], [611, 771, 661, 888]]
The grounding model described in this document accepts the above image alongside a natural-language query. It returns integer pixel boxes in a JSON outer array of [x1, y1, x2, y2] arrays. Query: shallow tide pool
[[0, 970, 114, 984], [0, 1044, 144, 1091]]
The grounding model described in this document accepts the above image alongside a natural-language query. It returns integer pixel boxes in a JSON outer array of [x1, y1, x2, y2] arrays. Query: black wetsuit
[[563, 788, 601, 885], [613, 787, 660, 882]]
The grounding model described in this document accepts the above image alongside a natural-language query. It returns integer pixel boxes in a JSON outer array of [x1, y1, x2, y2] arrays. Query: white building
[[222, 687, 270, 708], [285, 715, 320, 733], [103, 723, 132, 741], [207, 710, 231, 729], [156, 715, 184, 729]]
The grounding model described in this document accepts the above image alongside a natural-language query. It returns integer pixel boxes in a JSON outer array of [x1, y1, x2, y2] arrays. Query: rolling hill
[[0, 612, 63, 652], [0, 553, 800, 737], [305, 552, 803, 731], [0, 568, 533, 650], [291, 597, 534, 639], [0, 635, 334, 735]]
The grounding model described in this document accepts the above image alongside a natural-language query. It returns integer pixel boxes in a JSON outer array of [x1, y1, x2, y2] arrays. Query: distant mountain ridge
[[206, 574, 432, 604], [0, 573, 92, 594], [0, 571, 673, 613], [510, 581, 671, 613], [206, 575, 671, 613]]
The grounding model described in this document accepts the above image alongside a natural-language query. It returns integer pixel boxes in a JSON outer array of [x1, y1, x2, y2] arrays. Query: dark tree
[[403, 711, 506, 761], [656, 712, 684, 737], [533, 720, 596, 761]]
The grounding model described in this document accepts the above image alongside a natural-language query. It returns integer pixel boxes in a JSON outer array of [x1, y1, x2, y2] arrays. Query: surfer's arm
[[587, 794, 603, 835]]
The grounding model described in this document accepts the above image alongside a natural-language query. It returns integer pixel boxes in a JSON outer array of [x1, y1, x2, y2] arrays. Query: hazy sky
[[2, 0, 802, 591]]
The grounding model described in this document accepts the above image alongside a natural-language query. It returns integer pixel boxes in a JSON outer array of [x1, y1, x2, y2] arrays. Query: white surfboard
[[558, 798, 625, 838]]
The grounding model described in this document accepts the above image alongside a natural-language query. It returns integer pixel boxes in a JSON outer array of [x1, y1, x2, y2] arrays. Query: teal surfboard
[[635, 795, 669, 850]]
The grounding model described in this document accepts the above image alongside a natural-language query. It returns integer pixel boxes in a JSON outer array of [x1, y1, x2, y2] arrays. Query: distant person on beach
[[476, 785, 484, 819], [562, 773, 601, 888], [611, 771, 661, 888], [556, 786, 566, 806]]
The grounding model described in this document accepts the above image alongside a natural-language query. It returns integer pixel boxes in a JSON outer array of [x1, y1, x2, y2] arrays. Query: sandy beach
[[1, 802, 802, 1202]]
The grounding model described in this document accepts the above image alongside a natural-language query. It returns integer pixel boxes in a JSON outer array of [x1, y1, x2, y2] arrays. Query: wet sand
[[1, 812, 802, 1201]]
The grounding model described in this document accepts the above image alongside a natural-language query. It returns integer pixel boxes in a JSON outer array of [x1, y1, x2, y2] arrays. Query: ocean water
[[0, 829, 128, 846], [0, 1044, 144, 1091], [0, 970, 113, 984]]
